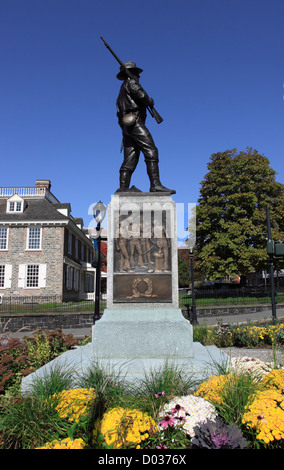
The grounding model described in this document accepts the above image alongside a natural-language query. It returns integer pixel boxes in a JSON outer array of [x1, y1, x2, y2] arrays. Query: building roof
[[0, 180, 94, 247], [0, 197, 68, 223]]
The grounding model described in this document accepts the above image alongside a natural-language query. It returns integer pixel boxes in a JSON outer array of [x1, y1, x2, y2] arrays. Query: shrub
[[0, 338, 34, 395], [231, 324, 284, 348], [191, 418, 247, 449], [212, 323, 234, 348], [24, 329, 78, 364], [193, 325, 215, 345]]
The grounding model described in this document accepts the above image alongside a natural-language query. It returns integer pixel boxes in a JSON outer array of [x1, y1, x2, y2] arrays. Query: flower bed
[[1, 327, 284, 449]]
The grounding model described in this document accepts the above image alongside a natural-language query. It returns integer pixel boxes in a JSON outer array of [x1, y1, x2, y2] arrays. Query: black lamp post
[[93, 201, 106, 323], [190, 248, 198, 325], [266, 205, 277, 323]]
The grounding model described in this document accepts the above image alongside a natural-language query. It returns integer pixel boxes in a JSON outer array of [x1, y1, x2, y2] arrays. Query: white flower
[[158, 395, 217, 438], [229, 356, 273, 377]]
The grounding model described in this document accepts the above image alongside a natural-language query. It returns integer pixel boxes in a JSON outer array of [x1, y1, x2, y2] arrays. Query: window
[[7, 197, 24, 213], [75, 238, 79, 258], [66, 265, 73, 290], [68, 232, 72, 254], [26, 265, 39, 287], [74, 268, 79, 291], [0, 266, 4, 288], [18, 264, 46, 288], [0, 228, 8, 250], [9, 201, 22, 212], [27, 227, 41, 250], [84, 273, 94, 293], [0, 265, 12, 289]]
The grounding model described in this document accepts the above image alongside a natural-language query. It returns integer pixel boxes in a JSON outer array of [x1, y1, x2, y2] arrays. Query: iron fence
[[0, 296, 97, 314], [0, 288, 283, 314], [179, 286, 284, 308]]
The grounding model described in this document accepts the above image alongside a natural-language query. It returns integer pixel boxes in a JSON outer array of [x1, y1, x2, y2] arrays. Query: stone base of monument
[[21, 308, 227, 394], [90, 307, 226, 382]]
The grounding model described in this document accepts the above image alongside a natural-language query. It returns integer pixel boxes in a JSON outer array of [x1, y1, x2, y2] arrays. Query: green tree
[[178, 252, 190, 287], [195, 148, 284, 284]]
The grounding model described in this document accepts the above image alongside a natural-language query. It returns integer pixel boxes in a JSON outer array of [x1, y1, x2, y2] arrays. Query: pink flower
[[171, 403, 185, 414], [156, 444, 169, 449], [159, 414, 176, 429], [155, 391, 166, 398], [174, 415, 186, 424]]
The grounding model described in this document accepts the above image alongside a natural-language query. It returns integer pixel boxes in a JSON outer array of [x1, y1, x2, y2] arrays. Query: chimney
[[35, 179, 51, 191]]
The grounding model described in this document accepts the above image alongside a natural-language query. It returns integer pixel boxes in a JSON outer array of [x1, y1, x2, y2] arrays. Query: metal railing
[[0, 187, 46, 197], [0, 296, 97, 314], [179, 286, 284, 308]]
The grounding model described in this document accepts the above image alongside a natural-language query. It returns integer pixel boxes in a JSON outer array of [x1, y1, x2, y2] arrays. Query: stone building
[[0, 179, 95, 302]]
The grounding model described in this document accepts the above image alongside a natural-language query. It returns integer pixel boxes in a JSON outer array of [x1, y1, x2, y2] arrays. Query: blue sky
[[1, 0, 284, 232]]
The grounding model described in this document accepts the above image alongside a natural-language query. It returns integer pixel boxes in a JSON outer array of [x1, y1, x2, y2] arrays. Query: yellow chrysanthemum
[[37, 438, 86, 449], [261, 370, 284, 394], [194, 374, 233, 404], [93, 407, 158, 449], [242, 389, 284, 445], [52, 388, 96, 423]]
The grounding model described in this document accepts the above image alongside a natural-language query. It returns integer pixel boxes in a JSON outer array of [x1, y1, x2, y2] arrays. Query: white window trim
[[18, 264, 46, 289], [26, 226, 42, 251], [6, 195, 25, 213], [0, 227, 9, 251], [0, 264, 12, 289]]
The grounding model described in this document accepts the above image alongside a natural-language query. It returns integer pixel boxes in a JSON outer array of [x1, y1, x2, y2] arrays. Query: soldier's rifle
[[100, 36, 163, 124]]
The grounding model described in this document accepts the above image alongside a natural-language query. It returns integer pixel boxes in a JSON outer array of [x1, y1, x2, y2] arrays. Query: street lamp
[[189, 248, 198, 325], [92, 201, 106, 322]]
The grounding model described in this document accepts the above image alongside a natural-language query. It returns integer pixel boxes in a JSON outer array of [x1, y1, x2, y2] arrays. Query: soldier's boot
[[116, 169, 132, 192], [147, 161, 176, 194]]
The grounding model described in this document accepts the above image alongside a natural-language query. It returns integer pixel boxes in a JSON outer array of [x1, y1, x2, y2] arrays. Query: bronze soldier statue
[[116, 61, 175, 194]]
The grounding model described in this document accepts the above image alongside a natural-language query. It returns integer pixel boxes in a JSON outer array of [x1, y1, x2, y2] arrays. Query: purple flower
[[159, 414, 176, 430]]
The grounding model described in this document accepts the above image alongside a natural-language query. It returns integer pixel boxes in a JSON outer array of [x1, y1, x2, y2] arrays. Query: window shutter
[[18, 264, 26, 287], [4, 264, 12, 288], [38, 264, 47, 288]]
